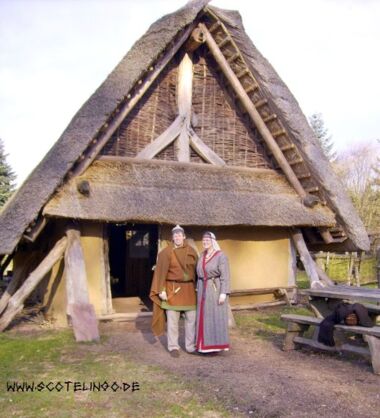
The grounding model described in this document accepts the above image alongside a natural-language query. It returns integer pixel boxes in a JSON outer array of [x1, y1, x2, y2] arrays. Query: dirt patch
[[98, 311, 380, 418]]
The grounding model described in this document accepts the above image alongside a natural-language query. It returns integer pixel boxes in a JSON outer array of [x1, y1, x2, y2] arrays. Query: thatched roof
[[0, 0, 210, 254], [43, 158, 335, 227], [211, 6, 369, 250], [0, 0, 369, 253]]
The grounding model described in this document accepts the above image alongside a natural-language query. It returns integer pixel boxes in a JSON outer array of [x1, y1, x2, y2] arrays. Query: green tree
[[309, 112, 336, 161], [0, 138, 16, 207]]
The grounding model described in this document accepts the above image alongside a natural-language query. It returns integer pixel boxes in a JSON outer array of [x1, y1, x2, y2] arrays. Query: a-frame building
[[0, 1, 369, 338]]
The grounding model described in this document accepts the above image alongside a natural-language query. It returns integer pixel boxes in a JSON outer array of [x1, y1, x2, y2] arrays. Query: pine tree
[[0, 138, 16, 207], [309, 112, 336, 162]]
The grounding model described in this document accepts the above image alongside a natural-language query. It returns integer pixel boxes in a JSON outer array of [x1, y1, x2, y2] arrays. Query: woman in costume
[[195, 231, 230, 353]]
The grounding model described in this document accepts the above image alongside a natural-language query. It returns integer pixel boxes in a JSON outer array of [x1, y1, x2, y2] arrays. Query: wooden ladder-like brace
[[203, 11, 347, 244]]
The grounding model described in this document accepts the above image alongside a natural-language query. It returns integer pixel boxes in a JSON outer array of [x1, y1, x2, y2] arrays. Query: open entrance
[[108, 223, 158, 313]]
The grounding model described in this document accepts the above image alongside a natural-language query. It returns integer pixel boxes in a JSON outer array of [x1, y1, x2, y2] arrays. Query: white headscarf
[[203, 231, 221, 251]]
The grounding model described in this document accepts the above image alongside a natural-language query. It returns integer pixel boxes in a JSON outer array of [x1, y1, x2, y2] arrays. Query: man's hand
[[218, 293, 226, 305], [159, 290, 168, 301]]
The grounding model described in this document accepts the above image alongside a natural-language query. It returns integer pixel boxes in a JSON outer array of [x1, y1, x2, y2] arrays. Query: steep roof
[[0, 0, 369, 254]]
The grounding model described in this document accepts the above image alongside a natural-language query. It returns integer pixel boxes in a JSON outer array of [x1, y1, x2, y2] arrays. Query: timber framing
[[0, 0, 369, 262], [137, 52, 225, 165]]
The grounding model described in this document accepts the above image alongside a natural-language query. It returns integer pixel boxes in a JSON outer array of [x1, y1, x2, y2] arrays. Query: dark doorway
[[108, 224, 158, 307]]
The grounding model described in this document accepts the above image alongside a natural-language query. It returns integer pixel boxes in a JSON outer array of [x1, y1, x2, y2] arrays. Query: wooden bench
[[231, 286, 296, 305], [281, 314, 380, 374]]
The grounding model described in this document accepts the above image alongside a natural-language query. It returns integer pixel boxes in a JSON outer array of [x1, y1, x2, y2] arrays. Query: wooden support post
[[227, 302, 236, 328], [100, 225, 114, 315], [0, 237, 67, 332], [291, 229, 323, 287], [175, 52, 193, 162], [364, 335, 380, 374], [199, 23, 310, 201], [283, 321, 310, 351], [314, 263, 335, 287], [65, 227, 100, 342]]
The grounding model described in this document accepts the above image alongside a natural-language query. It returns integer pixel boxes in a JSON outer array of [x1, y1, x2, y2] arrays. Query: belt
[[166, 279, 194, 283], [199, 276, 220, 281]]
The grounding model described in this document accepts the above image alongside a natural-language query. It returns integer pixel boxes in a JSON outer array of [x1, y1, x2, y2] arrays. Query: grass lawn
[[0, 329, 229, 418], [234, 305, 312, 341]]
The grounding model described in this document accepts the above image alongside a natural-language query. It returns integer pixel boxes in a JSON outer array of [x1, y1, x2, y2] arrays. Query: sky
[[1, 0, 380, 185]]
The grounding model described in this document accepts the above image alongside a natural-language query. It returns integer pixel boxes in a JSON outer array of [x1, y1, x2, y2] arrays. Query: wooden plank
[[69, 303, 100, 343], [136, 116, 183, 159], [301, 288, 380, 303], [281, 314, 321, 326], [231, 286, 296, 297], [0, 236, 67, 332], [65, 227, 100, 342], [188, 128, 225, 166], [200, 23, 308, 200], [71, 22, 197, 177]]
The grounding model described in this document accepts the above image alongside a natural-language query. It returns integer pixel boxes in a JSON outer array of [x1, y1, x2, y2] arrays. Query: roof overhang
[[43, 158, 336, 227]]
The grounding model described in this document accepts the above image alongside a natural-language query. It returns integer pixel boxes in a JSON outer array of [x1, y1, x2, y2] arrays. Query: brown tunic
[[150, 241, 198, 336]]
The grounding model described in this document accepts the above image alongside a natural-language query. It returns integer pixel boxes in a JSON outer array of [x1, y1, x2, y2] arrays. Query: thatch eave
[[43, 158, 336, 228]]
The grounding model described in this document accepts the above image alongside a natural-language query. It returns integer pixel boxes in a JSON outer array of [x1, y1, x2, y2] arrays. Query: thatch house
[[0, 0, 369, 339]]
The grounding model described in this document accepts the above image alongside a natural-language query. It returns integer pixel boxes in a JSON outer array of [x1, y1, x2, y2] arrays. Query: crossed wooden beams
[[137, 52, 225, 165]]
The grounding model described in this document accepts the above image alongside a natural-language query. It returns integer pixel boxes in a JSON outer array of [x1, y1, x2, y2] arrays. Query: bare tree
[[335, 140, 380, 232]]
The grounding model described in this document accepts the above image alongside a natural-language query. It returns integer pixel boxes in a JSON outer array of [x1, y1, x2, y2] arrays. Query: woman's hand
[[218, 293, 226, 305]]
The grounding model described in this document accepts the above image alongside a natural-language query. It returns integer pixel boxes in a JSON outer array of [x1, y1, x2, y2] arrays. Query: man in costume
[[150, 225, 198, 357]]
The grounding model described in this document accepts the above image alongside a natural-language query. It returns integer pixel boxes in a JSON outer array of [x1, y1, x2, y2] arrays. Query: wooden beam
[[230, 286, 297, 297], [291, 229, 321, 287], [0, 253, 13, 280], [71, 23, 197, 177], [0, 236, 67, 332], [175, 126, 191, 162], [200, 23, 308, 200], [188, 128, 225, 166], [100, 225, 114, 315], [65, 227, 99, 342], [175, 52, 193, 162], [318, 227, 335, 244], [23, 217, 47, 243], [136, 116, 183, 159], [185, 28, 205, 52]]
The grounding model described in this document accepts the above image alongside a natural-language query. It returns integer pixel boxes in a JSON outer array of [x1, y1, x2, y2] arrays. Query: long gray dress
[[195, 251, 231, 352]]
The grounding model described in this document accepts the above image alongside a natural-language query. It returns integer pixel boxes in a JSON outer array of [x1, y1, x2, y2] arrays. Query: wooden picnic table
[[281, 285, 380, 374], [299, 286, 380, 320]]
